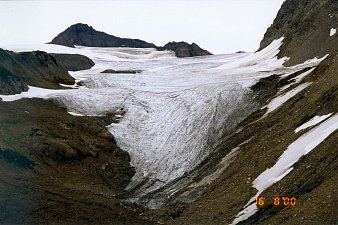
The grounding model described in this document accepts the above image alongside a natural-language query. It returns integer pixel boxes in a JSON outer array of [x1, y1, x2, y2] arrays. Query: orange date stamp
[[255, 196, 296, 207]]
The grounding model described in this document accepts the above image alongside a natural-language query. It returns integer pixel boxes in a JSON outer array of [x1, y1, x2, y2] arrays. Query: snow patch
[[330, 28, 336, 36], [67, 111, 86, 116], [279, 67, 316, 92], [210, 37, 288, 72], [232, 113, 338, 224], [264, 82, 311, 114], [280, 55, 329, 79], [255, 113, 338, 198], [295, 114, 332, 133], [0, 86, 71, 102], [231, 202, 258, 225]]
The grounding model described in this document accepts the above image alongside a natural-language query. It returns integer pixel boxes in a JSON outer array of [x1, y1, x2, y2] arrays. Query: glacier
[[0, 38, 325, 204]]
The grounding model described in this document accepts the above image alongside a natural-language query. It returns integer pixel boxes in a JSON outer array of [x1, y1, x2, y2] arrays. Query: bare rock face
[[259, 0, 338, 65], [50, 53, 95, 71], [50, 23, 213, 58], [0, 49, 75, 95], [158, 41, 212, 57], [0, 66, 28, 95], [50, 23, 157, 48]]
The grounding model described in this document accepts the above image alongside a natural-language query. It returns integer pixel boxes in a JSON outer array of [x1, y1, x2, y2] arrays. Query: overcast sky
[[0, 0, 284, 54]]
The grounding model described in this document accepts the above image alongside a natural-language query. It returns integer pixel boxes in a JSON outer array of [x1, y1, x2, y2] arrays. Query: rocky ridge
[[50, 23, 156, 49], [259, 0, 337, 65], [157, 41, 211, 58], [0, 49, 96, 95], [50, 23, 212, 58], [50, 53, 95, 71], [0, 49, 75, 95]]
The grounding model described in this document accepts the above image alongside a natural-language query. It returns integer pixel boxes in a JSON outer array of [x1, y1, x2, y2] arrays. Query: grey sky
[[0, 0, 284, 54]]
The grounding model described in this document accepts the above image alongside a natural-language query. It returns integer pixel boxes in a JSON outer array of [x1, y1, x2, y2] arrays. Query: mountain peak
[[67, 23, 95, 33], [259, 0, 337, 66], [50, 23, 156, 48], [50, 24, 212, 57]]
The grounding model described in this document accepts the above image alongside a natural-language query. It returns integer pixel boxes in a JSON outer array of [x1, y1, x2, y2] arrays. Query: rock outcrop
[[157, 42, 212, 58], [50, 23, 212, 57], [50, 53, 95, 71], [0, 98, 144, 225], [50, 23, 157, 49], [101, 69, 142, 74], [0, 66, 28, 95], [259, 0, 337, 65], [0, 49, 75, 95]]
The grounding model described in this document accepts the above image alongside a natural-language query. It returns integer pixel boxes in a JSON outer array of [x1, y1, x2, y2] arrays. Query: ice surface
[[232, 113, 338, 224], [0, 86, 72, 101], [295, 114, 332, 133], [330, 28, 336, 36], [210, 38, 288, 72], [1, 38, 318, 199]]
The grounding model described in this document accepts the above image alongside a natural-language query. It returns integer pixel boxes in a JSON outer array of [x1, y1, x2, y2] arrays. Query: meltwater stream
[[1, 38, 292, 204]]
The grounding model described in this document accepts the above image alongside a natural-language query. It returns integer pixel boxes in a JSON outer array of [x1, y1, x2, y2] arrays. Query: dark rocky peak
[[50, 23, 212, 57], [50, 23, 157, 49], [158, 41, 212, 58], [68, 23, 95, 33], [259, 0, 337, 65]]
